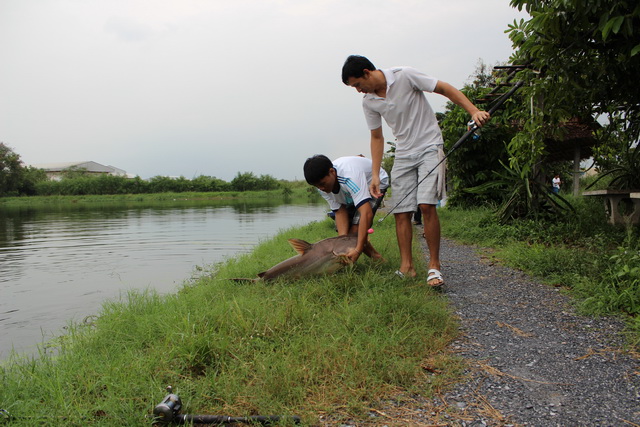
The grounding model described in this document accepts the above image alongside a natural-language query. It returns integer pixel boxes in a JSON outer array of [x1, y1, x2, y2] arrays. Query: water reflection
[[0, 199, 326, 359]]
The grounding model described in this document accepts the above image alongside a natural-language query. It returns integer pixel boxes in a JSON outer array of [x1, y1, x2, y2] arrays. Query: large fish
[[239, 235, 358, 282]]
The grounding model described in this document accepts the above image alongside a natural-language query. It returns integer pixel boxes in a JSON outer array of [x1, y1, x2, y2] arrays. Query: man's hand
[[346, 248, 361, 264], [369, 176, 382, 198], [434, 81, 491, 127], [471, 110, 491, 127]]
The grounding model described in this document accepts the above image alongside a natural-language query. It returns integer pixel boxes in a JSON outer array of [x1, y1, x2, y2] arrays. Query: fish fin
[[288, 238, 313, 255], [335, 253, 353, 265]]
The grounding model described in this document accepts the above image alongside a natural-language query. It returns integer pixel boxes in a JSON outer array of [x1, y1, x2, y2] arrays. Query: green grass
[[0, 188, 317, 207], [0, 218, 459, 426]]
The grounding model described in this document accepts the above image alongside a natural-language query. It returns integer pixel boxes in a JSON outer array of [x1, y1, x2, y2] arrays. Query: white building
[[29, 161, 132, 181]]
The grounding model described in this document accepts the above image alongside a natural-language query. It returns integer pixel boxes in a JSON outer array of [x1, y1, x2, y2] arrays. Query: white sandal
[[427, 269, 444, 287]]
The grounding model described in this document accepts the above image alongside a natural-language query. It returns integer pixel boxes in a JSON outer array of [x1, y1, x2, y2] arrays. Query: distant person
[[341, 55, 490, 287], [552, 174, 561, 194], [304, 154, 389, 263]]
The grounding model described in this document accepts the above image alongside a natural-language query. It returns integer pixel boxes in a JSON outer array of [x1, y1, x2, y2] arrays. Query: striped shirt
[[320, 156, 389, 211]]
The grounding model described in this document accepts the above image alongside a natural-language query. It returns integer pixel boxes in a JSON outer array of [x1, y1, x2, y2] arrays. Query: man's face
[[347, 70, 375, 94], [314, 168, 339, 194]]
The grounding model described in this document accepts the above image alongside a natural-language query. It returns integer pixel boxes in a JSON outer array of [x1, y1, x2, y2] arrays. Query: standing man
[[304, 154, 389, 264], [341, 55, 490, 287]]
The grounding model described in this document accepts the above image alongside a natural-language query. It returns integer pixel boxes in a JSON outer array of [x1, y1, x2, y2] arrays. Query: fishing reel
[[153, 386, 182, 424], [467, 120, 481, 140]]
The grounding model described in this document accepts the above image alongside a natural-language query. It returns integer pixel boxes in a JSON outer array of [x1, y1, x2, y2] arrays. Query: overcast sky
[[1, 0, 529, 181]]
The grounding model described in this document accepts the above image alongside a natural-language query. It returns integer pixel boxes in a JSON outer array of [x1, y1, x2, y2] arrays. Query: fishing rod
[[377, 80, 524, 223], [153, 386, 301, 425], [1, 389, 302, 426]]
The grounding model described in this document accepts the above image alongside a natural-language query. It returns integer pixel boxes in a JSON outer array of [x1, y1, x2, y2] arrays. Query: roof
[[544, 118, 600, 162], [29, 161, 124, 174]]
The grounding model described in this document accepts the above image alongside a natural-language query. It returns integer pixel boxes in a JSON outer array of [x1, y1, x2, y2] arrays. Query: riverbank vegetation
[[0, 185, 314, 208], [0, 142, 309, 198], [0, 218, 458, 426]]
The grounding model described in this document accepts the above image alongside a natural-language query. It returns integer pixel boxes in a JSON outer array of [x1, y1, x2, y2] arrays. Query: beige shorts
[[390, 146, 444, 213]]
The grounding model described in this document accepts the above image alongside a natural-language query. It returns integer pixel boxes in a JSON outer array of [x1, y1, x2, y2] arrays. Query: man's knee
[[419, 204, 438, 220]]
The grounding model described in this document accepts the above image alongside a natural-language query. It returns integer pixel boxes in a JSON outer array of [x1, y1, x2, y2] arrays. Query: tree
[[191, 175, 231, 192], [231, 172, 259, 191], [506, 0, 640, 178], [19, 166, 48, 195], [449, 1, 640, 220], [439, 61, 519, 207], [0, 143, 23, 196], [508, 0, 639, 119], [0, 143, 46, 196], [255, 174, 281, 191]]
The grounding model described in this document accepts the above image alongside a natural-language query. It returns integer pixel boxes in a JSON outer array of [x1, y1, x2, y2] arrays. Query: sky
[[0, 0, 529, 181]]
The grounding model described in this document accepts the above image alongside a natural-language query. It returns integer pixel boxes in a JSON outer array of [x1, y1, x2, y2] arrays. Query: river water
[[0, 199, 327, 359]]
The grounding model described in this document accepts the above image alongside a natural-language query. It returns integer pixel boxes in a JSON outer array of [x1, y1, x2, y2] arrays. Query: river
[[0, 199, 327, 359]]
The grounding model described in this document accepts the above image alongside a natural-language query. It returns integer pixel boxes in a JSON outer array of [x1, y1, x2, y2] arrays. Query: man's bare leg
[[420, 204, 443, 286], [394, 211, 416, 277], [363, 240, 384, 261]]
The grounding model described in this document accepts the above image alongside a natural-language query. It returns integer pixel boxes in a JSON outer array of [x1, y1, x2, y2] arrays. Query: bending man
[[304, 154, 389, 264]]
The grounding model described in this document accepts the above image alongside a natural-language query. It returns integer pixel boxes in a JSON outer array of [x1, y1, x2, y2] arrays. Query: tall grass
[[0, 218, 458, 426]]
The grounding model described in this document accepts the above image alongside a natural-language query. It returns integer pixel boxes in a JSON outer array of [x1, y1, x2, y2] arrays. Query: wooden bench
[[582, 189, 640, 225]]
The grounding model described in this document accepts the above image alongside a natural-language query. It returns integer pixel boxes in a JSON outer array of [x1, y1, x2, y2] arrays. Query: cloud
[[0, 0, 529, 181], [104, 16, 154, 42]]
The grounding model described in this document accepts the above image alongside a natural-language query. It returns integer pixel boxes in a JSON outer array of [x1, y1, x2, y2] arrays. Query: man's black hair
[[303, 155, 333, 185], [341, 55, 376, 85]]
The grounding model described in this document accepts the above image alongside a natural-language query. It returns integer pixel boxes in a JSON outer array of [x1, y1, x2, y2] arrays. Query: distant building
[[29, 161, 133, 181]]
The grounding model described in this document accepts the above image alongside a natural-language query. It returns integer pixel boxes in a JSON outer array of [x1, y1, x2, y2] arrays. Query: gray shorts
[[351, 198, 378, 225], [390, 146, 443, 213]]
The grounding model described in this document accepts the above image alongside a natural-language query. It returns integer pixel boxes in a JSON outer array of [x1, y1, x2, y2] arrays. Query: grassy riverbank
[[0, 187, 312, 207], [0, 217, 458, 426]]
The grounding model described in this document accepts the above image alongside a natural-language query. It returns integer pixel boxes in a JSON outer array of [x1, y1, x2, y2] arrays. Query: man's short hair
[[341, 55, 376, 85], [303, 155, 333, 185]]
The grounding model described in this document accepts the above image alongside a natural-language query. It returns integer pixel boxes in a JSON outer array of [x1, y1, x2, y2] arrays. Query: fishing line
[[377, 80, 524, 223]]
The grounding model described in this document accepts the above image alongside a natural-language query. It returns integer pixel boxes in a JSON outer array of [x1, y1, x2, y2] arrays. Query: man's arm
[[434, 81, 490, 126], [333, 207, 351, 236], [346, 202, 374, 263], [369, 127, 385, 198]]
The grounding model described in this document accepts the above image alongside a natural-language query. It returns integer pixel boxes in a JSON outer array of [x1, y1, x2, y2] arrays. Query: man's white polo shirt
[[362, 66, 444, 157]]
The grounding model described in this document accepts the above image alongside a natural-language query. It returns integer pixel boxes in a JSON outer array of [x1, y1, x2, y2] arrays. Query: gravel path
[[412, 236, 640, 426]]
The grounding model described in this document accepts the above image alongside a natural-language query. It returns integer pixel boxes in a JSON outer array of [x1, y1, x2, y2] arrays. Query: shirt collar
[[382, 67, 400, 88], [364, 68, 397, 100]]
